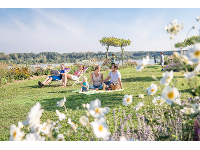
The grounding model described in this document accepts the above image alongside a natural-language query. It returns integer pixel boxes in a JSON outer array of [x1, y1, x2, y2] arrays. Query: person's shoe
[[38, 81, 44, 87]]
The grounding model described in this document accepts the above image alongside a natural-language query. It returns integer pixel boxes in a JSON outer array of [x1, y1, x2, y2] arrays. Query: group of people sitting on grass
[[38, 63, 123, 91]]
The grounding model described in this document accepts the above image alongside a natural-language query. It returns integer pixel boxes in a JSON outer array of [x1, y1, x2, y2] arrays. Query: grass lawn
[[0, 65, 196, 141]]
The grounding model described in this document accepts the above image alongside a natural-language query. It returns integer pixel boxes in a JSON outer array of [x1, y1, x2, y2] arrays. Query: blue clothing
[[89, 84, 103, 90], [82, 87, 88, 92], [82, 82, 89, 92], [104, 81, 111, 88], [49, 70, 67, 81]]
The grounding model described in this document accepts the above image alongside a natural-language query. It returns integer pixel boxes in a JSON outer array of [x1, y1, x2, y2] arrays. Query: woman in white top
[[89, 65, 104, 90]]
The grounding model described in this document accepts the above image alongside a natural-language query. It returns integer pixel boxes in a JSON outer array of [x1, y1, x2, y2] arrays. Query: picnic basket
[[110, 84, 120, 90]]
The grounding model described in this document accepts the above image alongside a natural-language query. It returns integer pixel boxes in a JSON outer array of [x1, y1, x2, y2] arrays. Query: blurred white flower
[[22, 102, 44, 131], [89, 99, 109, 118], [180, 55, 193, 65], [56, 110, 66, 121], [10, 124, 25, 141], [120, 136, 127, 141], [174, 98, 182, 105], [86, 103, 90, 110], [164, 19, 184, 35], [134, 102, 144, 111], [173, 52, 180, 58], [39, 122, 50, 135], [160, 70, 173, 86], [161, 86, 179, 104], [196, 16, 200, 22], [136, 56, 149, 71], [139, 94, 144, 99], [56, 134, 65, 141], [57, 97, 66, 107], [79, 115, 89, 126], [146, 83, 158, 95], [51, 121, 61, 133], [183, 71, 196, 79], [180, 107, 195, 114], [23, 133, 45, 141], [186, 44, 200, 63], [122, 95, 133, 106], [192, 103, 200, 113], [18, 122, 24, 128], [194, 63, 200, 73], [91, 117, 111, 140], [67, 118, 77, 132], [152, 96, 165, 105], [82, 103, 86, 108]]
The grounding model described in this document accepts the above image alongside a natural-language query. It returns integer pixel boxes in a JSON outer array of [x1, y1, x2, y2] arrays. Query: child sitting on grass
[[80, 76, 89, 92]]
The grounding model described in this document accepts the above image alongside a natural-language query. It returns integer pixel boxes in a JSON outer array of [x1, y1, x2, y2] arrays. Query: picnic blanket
[[71, 89, 124, 95]]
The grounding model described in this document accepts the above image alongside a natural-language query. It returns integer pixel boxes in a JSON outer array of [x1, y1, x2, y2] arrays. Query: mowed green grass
[[0, 65, 196, 141]]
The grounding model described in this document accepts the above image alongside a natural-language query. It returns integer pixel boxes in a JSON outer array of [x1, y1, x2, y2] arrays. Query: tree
[[99, 37, 118, 60], [114, 38, 131, 65]]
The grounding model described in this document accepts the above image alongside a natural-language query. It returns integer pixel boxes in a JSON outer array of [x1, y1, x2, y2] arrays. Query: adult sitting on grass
[[102, 64, 123, 90], [38, 64, 67, 87], [66, 64, 84, 80], [89, 65, 103, 90]]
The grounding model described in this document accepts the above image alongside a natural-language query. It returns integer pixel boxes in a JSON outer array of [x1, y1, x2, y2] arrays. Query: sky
[[0, 1, 200, 54]]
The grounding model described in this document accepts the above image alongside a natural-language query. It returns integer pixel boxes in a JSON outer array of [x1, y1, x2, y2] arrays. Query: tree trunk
[[121, 46, 123, 65], [106, 46, 109, 61]]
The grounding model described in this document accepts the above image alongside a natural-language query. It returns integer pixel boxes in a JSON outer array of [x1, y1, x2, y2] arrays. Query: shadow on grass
[[21, 84, 62, 89], [121, 77, 155, 82], [179, 88, 194, 95], [40, 92, 125, 112], [146, 65, 159, 69]]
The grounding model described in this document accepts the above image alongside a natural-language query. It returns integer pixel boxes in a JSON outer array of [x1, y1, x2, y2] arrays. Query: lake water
[[8, 59, 157, 69]]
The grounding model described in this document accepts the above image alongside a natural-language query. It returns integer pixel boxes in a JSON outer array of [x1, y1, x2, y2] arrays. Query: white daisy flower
[[79, 115, 89, 126], [67, 118, 77, 132], [56, 110, 66, 121], [91, 117, 111, 140], [57, 97, 66, 107], [186, 44, 200, 63], [51, 121, 61, 133], [180, 107, 195, 114], [136, 56, 149, 71], [134, 102, 144, 111], [56, 134, 65, 141], [161, 86, 179, 104], [122, 95, 133, 106], [146, 83, 158, 95], [18, 122, 24, 128], [152, 96, 165, 105], [192, 103, 200, 113], [196, 16, 200, 22], [10, 124, 25, 141], [139, 94, 144, 99], [164, 19, 184, 35], [22, 103, 44, 131], [82, 104, 86, 108], [23, 133, 45, 141], [88, 99, 109, 118], [86, 103, 90, 110], [160, 70, 173, 86], [39, 122, 50, 135], [194, 63, 200, 73]]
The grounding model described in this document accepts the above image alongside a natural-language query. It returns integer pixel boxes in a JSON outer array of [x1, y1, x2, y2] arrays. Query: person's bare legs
[[43, 77, 53, 85], [42, 77, 50, 84], [67, 74, 72, 79], [60, 74, 67, 87]]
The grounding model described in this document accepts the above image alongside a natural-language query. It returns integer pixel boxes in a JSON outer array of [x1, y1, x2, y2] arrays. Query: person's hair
[[113, 64, 118, 70], [82, 76, 87, 82], [80, 65, 84, 70], [161, 52, 163, 54], [94, 65, 100, 71], [112, 53, 114, 56]]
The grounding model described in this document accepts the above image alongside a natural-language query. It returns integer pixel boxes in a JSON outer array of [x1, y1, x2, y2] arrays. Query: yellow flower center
[[43, 127, 46, 131], [167, 91, 174, 99], [194, 50, 200, 57], [127, 98, 130, 102], [95, 107, 101, 113], [13, 131, 17, 138], [186, 108, 190, 115], [151, 89, 155, 92], [98, 125, 103, 132]]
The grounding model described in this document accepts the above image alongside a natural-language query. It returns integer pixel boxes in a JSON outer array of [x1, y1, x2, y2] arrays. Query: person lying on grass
[[102, 64, 123, 90], [38, 64, 67, 87]]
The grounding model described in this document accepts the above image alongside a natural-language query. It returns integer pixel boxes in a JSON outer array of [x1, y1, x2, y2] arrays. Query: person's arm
[[77, 70, 83, 77], [101, 73, 103, 82], [102, 76, 111, 83], [118, 78, 123, 89]]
